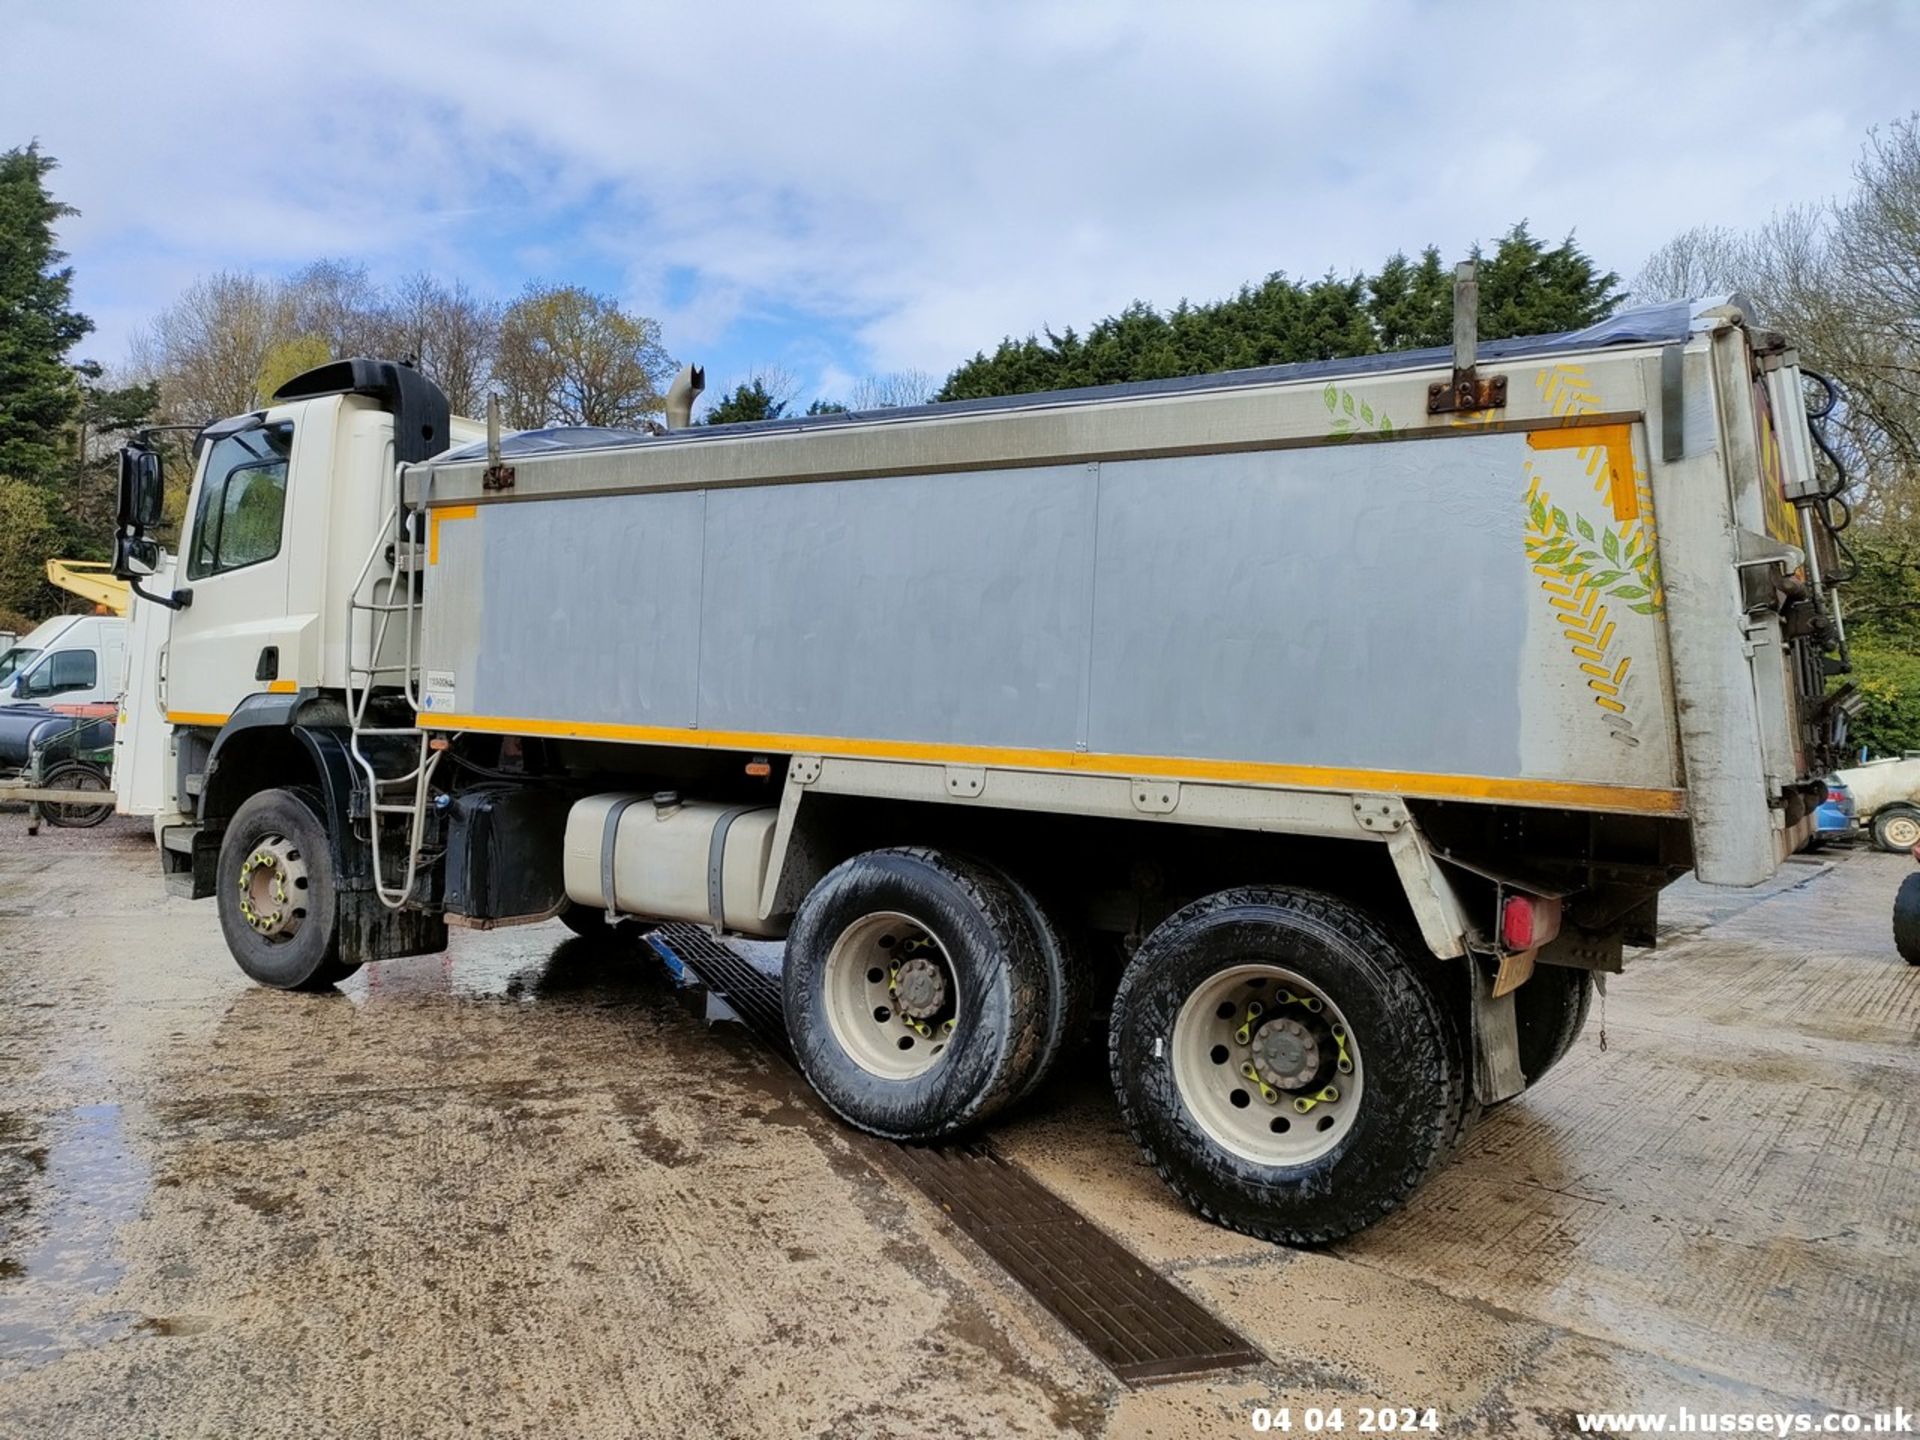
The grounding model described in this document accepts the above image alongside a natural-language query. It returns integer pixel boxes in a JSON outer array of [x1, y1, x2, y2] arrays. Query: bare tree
[[1629, 224, 1747, 306], [284, 259, 384, 357], [1633, 119, 1920, 529], [379, 274, 501, 416], [847, 369, 935, 410], [128, 271, 285, 422], [494, 284, 674, 428]]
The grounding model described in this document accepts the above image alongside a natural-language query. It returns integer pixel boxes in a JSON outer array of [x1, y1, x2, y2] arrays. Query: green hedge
[[1844, 644, 1920, 759]]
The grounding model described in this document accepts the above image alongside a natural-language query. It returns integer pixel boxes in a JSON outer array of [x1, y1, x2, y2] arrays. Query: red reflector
[[1501, 893, 1562, 952], [1827, 788, 1847, 803]]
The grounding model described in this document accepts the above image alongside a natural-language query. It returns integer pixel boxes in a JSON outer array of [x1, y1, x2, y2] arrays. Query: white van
[[0, 614, 129, 709]]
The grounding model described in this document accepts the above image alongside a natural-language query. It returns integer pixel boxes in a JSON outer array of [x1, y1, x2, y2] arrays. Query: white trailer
[[108, 292, 1847, 1241], [1835, 754, 1920, 850]]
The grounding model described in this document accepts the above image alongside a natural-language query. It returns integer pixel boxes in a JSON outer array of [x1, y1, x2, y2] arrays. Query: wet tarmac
[[1, 816, 1916, 1437]]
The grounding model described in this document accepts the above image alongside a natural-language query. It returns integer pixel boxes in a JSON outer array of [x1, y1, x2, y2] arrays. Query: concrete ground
[[1, 817, 1916, 1438]]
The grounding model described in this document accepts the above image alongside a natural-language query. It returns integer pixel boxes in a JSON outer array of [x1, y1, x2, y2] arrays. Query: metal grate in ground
[[646, 922, 1266, 1387], [646, 924, 790, 1057]]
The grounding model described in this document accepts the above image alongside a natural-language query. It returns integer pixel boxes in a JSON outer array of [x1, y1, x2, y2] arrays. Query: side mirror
[[116, 446, 166, 531], [113, 531, 160, 581]]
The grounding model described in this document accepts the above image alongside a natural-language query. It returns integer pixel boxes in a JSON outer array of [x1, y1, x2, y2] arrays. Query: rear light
[[1827, 787, 1847, 803], [1500, 893, 1563, 952]]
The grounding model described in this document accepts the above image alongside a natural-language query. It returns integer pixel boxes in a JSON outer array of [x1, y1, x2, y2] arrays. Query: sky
[[4, 0, 1917, 412]]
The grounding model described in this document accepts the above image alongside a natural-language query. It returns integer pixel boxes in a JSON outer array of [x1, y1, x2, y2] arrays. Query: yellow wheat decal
[[1525, 466, 1640, 745], [1536, 364, 1659, 557]]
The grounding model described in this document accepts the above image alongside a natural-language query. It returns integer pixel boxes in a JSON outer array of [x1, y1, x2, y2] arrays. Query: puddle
[[340, 926, 687, 1007], [0, 1100, 151, 1370]]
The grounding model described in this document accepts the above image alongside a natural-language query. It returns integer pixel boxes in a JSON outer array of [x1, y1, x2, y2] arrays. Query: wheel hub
[[1250, 1015, 1321, 1090], [236, 835, 307, 941], [893, 954, 948, 1019], [1170, 964, 1366, 1167]]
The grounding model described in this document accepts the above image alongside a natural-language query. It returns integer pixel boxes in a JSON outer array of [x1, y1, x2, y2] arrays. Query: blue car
[[1811, 776, 1858, 847]]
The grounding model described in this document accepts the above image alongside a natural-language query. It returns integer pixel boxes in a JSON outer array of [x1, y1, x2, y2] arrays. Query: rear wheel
[[39, 761, 113, 828], [216, 788, 359, 991], [975, 862, 1099, 1105], [783, 847, 1048, 1141], [1895, 873, 1920, 966], [1109, 887, 1463, 1245], [1509, 965, 1594, 1091], [1871, 806, 1920, 853]]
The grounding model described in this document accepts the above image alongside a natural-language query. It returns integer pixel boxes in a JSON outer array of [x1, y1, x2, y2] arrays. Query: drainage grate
[[647, 923, 1265, 1387], [647, 924, 790, 1057], [885, 1141, 1265, 1384]]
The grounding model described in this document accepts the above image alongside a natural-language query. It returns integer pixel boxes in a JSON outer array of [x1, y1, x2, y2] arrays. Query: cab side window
[[187, 422, 295, 580]]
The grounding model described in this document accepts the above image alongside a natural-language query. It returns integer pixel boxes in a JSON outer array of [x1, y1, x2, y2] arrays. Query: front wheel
[[1871, 806, 1920, 854], [1109, 887, 1464, 1245], [215, 788, 359, 991]]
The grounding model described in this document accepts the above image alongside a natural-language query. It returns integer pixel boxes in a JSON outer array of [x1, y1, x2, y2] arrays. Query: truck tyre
[[1895, 873, 1920, 966], [1871, 805, 1920, 853], [783, 847, 1048, 1142], [973, 862, 1100, 1105], [1109, 887, 1463, 1245], [215, 788, 359, 991], [1407, 957, 1482, 1147], [1511, 965, 1593, 1088]]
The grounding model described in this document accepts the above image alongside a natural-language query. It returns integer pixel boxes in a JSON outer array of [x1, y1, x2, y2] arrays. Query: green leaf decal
[[1361, 402, 1374, 424], [1378, 416, 1392, 435], [1551, 507, 1570, 535], [1589, 569, 1625, 587], [1342, 392, 1355, 416], [1324, 384, 1338, 413], [1603, 530, 1620, 562], [1611, 584, 1648, 599], [1576, 516, 1595, 541], [1629, 602, 1659, 615]]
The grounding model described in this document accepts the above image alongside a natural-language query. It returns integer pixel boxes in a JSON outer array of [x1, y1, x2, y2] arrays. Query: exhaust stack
[[665, 364, 705, 429]]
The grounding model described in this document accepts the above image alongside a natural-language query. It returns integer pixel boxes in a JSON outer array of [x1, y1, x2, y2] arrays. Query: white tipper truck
[[108, 291, 1849, 1242]]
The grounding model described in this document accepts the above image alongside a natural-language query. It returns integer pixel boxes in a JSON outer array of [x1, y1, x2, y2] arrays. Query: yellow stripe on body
[[428, 504, 478, 564], [417, 711, 1688, 816]]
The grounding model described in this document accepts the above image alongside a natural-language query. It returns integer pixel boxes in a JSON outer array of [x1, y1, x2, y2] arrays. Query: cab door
[[164, 413, 298, 724]]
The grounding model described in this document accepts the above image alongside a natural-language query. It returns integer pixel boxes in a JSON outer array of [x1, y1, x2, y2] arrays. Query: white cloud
[[5, 0, 1916, 378]]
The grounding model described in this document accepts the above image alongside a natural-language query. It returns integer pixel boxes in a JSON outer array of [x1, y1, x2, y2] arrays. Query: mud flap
[[1468, 955, 1526, 1104]]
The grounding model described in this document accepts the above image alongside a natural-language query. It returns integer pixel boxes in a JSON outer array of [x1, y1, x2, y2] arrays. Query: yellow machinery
[[44, 559, 129, 616]]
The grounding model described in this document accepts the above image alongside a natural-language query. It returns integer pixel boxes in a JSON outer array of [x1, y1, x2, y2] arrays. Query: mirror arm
[[131, 578, 191, 611]]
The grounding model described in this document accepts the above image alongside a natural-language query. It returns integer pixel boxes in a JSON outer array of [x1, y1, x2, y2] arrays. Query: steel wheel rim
[[236, 833, 310, 944], [1884, 814, 1920, 849], [1171, 963, 1364, 1166], [823, 911, 959, 1080], [46, 766, 110, 825]]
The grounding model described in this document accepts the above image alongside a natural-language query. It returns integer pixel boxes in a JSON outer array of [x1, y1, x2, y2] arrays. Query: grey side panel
[[1087, 441, 1526, 774], [698, 465, 1097, 747], [468, 491, 706, 726]]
